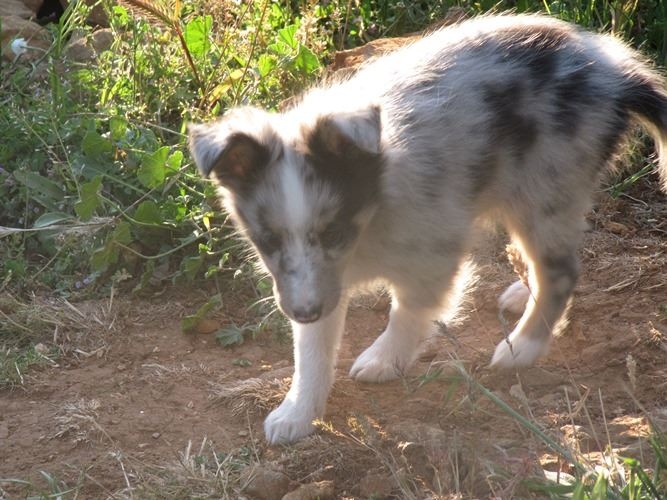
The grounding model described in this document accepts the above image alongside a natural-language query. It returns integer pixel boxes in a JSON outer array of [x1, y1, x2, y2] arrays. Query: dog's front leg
[[264, 300, 348, 444]]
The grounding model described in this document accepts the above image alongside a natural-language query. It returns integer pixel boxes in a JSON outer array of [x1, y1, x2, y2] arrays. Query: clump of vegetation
[[1, 0, 665, 297]]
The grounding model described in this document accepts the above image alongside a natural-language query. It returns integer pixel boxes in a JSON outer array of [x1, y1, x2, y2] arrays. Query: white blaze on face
[[279, 156, 309, 232]]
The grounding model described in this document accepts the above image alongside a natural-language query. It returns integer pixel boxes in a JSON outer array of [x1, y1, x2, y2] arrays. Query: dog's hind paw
[[264, 401, 316, 444], [498, 280, 531, 314], [490, 334, 549, 368], [349, 345, 405, 382]]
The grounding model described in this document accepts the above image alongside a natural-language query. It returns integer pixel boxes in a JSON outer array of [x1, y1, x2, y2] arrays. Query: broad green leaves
[[138, 147, 183, 189], [13, 171, 64, 212], [268, 24, 320, 75], [183, 15, 212, 60], [75, 176, 103, 221], [82, 130, 113, 157]]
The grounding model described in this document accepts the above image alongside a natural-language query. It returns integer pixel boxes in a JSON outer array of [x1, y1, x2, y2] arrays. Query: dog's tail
[[620, 67, 667, 192]]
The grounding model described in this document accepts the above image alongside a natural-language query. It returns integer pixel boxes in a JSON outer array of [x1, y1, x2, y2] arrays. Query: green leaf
[[33, 212, 73, 228], [591, 472, 608, 499], [294, 45, 320, 73], [113, 220, 132, 245], [183, 15, 212, 59], [277, 24, 298, 50], [181, 294, 222, 333], [109, 116, 128, 142], [74, 176, 103, 221], [179, 255, 203, 281], [82, 130, 113, 157], [166, 150, 183, 174], [138, 146, 170, 188], [134, 201, 162, 225], [571, 480, 586, 500], [257, 53, 277, 77], [13, 171, 64, 201], [89, 221, 132, 272], [215, 324, 246, 347], [90, 242, 118, 272]]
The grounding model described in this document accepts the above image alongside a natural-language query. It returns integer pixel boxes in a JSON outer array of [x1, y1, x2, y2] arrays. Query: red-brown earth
[[1, 182, 666, 499]]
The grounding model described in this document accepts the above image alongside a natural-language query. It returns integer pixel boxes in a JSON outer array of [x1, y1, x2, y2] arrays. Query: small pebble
[[34, 343, 49, 355]]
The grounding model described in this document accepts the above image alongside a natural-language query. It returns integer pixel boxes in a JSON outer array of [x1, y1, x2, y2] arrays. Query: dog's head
[[189, 105, 384, 323]]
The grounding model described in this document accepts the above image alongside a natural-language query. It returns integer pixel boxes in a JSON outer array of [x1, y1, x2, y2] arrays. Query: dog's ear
[[309, 105, 382, 159], [188, 109, 276, 191]]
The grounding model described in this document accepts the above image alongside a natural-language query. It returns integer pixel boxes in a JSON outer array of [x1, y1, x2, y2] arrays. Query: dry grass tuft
[[210, 377, 290, 416], [113, 437, 249, 499], [53, 398, 108, 444], [1, 291, 124, 353]]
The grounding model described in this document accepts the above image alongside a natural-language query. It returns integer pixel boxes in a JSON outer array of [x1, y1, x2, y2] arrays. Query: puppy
[[189, 14, 667, 444]]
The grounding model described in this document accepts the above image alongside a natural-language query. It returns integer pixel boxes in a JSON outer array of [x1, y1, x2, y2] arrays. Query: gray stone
[[241, 465, 290, 500], [282, 481, 334, 500]]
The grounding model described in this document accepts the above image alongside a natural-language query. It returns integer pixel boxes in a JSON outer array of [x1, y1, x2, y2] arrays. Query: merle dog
[[189, 14, 667, 443]]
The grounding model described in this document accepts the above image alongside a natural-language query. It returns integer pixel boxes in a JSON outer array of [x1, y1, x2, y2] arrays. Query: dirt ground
[[1, 180, 666, 499]]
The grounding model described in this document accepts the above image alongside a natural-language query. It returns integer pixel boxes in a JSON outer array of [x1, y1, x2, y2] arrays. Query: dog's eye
[[319, 224, 345, 248], [256, 231, 282, 254]]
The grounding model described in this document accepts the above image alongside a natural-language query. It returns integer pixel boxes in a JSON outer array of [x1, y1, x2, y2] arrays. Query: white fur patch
[[490, 332, 551, 368], [498, 280, 531, 315], [279, 158, 308, 230]]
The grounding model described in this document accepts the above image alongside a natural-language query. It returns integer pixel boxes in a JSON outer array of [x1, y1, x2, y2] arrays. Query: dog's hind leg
[[349, 298, 441, 382], [491, 213, 582, 368]]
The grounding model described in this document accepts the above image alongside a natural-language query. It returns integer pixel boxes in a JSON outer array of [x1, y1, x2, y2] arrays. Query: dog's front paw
[[498, 280, 531, 314], [490, 333, 549, 368], [264, 400, 317, 444], [349, 344, 405, 382]]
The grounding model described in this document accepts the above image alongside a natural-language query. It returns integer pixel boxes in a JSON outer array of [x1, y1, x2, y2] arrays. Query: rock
[[0, 0, 34, 19], [604, 221, 631, 235], [332, 37, 416, 75], [537, 392, 560, 407], [543, 469, 576, 486], [359, 471, 393, 498], [0, 423, 9, 439], [560, 424, 594, 452], [0, 15, 52, 62], [90, 28, 113, 53], [194, 318, 219, 335], [330, 9, 466, 75], [34, 343, 49, 355], [59, 0, 110, 26], [509, 383, 529, 405], [282, 481, 334, 500], [64, 36, 94, 62], [387, 419, 466, 492], [21, 0, 43, 15], [241, 465, 290, 500]]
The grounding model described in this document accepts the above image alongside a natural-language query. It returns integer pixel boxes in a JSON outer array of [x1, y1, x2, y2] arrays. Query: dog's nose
[[292, 305, 322, 323]]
